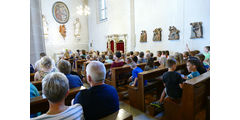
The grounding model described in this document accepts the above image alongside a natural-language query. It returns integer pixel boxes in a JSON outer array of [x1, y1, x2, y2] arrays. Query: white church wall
[[89, 0, 209, 55], [134, 0, 210, 55], [41, 0, 89, 60], [88, 0, 131, 52]]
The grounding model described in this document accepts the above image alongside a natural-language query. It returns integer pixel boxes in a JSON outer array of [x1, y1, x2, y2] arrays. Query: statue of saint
[[74, 18, 81, 37], [42, 15, 48, 36]]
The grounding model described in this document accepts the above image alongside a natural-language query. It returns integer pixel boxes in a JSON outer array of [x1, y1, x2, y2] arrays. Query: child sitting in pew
[[128, 57, 147, 87], [182, 58, 201, 80], [204, 46, 210, 65], [151, 58, 184, 109], [144, 57, 155, 71], [195, 53, 210, 71]]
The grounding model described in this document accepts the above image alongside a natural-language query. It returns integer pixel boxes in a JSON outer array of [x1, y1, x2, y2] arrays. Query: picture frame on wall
[[52, 1, 70, 24]]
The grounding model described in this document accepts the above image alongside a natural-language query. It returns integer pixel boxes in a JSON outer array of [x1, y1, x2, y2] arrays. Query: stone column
[[130, 0, 136, 51], [30, 0, 46, 64]]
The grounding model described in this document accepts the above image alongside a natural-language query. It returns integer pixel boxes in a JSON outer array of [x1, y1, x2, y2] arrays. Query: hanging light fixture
[[76, 0, 90, 16]]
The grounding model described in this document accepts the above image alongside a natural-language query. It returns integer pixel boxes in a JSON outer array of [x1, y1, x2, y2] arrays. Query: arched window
[[98, 0, 107, 22]]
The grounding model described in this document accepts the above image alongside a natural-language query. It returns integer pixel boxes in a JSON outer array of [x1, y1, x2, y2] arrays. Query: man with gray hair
[[73, 61, 119, 120], [32, 72, 84, 120]]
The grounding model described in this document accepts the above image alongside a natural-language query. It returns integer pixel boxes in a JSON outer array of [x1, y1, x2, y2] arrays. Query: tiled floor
[[119, 101, 157, 120]]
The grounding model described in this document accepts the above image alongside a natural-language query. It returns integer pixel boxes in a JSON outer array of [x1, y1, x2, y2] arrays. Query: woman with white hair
[[34, 56, 57, 81], [73, 61, 119, 120], [32, 72, 84, 120]]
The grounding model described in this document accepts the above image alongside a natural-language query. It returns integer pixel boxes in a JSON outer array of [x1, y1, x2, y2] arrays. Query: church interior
[[30, 0, 210, 119]]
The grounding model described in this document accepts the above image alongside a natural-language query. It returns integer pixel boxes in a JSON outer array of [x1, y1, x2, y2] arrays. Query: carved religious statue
[[59, 24, 66, 39], [168, 26, 180, 40], [190, 22, 203, 39], [140, 30, 147, 42], [74, 18, 81, 38], [153, 28, 162, 41], [42, 15, 48, 36]]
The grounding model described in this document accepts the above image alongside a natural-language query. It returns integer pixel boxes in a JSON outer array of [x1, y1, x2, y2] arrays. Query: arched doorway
[[107, 34, 127, 53]]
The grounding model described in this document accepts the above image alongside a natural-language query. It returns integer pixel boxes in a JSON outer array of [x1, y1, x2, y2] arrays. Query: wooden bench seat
[[128, 63, 187, 112], [30, 86, 83, 114], [161, 71, 210, 120]]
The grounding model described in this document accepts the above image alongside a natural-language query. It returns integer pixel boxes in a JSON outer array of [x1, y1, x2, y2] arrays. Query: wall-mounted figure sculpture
[[59, 24, 66, 39], [140, 30, 147, 42], [153, 28, 162, 41], [74, 18, 81, 38], [190, 22, 203, 39], [168, 26, 180, 40], [42, 15, 48, 38]]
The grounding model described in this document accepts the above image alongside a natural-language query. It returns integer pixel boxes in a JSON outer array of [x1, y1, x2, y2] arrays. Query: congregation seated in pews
[[30, 46, 210, 119]]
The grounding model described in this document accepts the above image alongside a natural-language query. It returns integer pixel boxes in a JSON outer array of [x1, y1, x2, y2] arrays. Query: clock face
[[52, 1, 70, 24]]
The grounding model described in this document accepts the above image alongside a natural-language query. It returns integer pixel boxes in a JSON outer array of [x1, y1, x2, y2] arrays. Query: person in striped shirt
[[31, 72, 84, 120]]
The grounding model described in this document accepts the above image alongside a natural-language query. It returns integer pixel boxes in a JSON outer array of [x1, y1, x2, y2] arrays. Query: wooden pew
[[30, 87, 83, 114], [76, 59, 86, 75], [128, 63, 187, 112], [100, 109, 133, 120], [109, 63, 146, 89], [31, 81, 42, 91], [30, 73, 35, 82], [161, 71, 210, 120]]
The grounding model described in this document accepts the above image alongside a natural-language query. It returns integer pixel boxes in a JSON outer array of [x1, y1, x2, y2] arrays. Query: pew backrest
[[30, 87, 82, 114]]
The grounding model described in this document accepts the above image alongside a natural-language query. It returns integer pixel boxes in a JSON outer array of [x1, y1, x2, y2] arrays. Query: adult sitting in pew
[[34, 56, 57, 81], [108, 51, 125, 77], [34, 52, 46, 72], [30, 83, 40, 118], [57, 59, 83, 89], [151, 58, 184, 109], [32, 72, 84, 120], [73, 61, 119, 120]]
